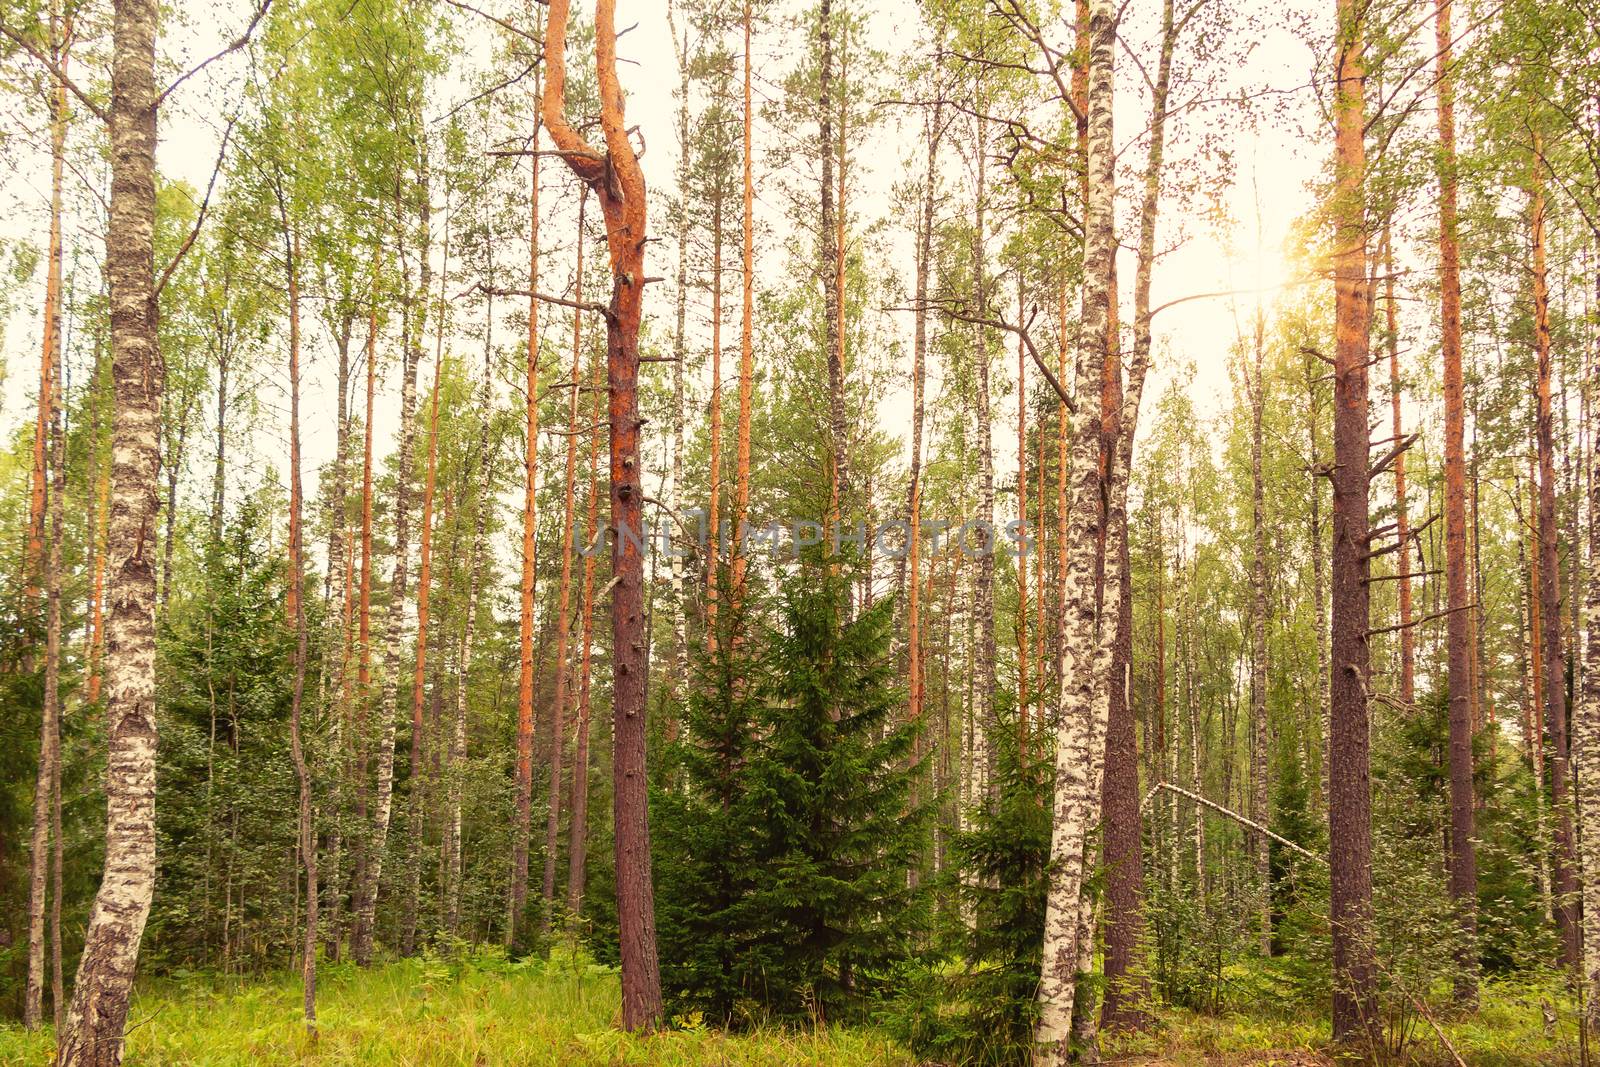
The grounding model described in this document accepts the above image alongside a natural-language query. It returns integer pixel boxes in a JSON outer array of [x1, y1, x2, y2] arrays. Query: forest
[[0, 0, 1598, 1063]]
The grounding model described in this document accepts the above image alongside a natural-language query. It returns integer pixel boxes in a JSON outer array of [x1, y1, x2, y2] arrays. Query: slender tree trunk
[[1036, 0, 1115, 1057], [1577, 263, 1600, 1029], [58, 0, 163, 1059], [543, 193, 588, 932], [1303, 351, 1329, 805], [1435, 0, 1480, 1002], [1248, 305, 1271, 959], [24, 8, 69, 1026], [567, 332, 603, 923], [352, 168, 428, 966], [1532, 155, 1579, 969], [511, 142, 543, 949], [669, 20, 690, 722], [971, 101, 996, 793], [818, 0, 849, 543], [403, 236, 446, 956], [731, 0, 756, 619], [1018, 281, 1031, 740], [280, 218, 318, 1029], [1329, 0, 1377, 1040], [544, 0, 663, 1028], [1382, 231, 1414, 706], [707, 187, 725, 648]]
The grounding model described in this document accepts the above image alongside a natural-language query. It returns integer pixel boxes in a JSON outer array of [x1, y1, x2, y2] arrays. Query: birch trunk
[[24, 5, 69, 1026], [1036, 0, 1114, 1056], [59, 0, 162, 1059]]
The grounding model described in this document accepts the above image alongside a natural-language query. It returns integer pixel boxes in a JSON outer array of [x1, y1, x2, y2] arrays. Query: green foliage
[[885, 705, 1047, 1067], [657, 567, 928, 1027]]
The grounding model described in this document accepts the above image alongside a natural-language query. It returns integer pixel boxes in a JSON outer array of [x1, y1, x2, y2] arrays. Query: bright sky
[[0, 0, 1333, 535]]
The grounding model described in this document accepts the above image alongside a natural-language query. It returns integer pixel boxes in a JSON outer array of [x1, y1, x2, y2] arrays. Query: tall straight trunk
[[87, 454, 109, 704], [59, 0, 162, 1060], [731, 0, 756, 617], [669, 22, 690, 717], [24, 7, 69, 1027], [567, 336, 603, 921], [1329, 0, 1377, 1041], [1529, 468, 1555, 920], [1249, 307, 1271, 959], [971, 101, 996, 790], [1382, 228, 1414, 705], [1100, 0, 1174, 1031], [543, 193, 588, 930], [25, 6, 70, 620], [707, 188, 725, 647], [544, 0, 664, 1028], [1018, 281, 1031, 737], [49, 371, 65, 1032], [1304, 351, 1329, 802], [157, 389, 194, 621], [1577, 264, 1600, 1029], [403, 242, 445, 956], [511, 143, 543, 949], [280, 219, 318, 1029], [1531, 156, 1579, 969], [445, 329, 495, 937], [818, 0, 848, 538], [1435, 0, 1479, 1001], [352, 165, 428, 966], [1036, 0, 1114, 1058], [1057, 275, 1069, 714], [350, 279, 379, 959]]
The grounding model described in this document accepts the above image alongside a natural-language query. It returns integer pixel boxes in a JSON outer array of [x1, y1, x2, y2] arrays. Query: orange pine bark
[[511, 146, 542, 946], [543, 191, 587, 927], [731, 0, 755, 620]]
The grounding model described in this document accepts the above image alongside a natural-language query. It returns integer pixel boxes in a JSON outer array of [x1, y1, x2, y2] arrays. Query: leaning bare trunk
[[58, 0, 162, 1061]]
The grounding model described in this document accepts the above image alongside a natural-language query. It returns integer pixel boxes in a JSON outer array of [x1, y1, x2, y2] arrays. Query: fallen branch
[[1144, 781, 1323, 864]]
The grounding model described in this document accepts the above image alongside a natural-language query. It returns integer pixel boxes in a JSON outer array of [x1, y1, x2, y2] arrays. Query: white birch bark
[[1036, 0, 1116, 1058], [60, 1, 161, 1061]]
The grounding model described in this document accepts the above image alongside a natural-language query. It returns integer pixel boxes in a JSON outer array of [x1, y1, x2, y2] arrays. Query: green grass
[[1, 956, 1577, 1065], [0, 950, 912, 1066]]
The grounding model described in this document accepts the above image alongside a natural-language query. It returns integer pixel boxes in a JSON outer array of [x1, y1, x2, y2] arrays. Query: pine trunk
[[1436, 0, 1479, 1001], [543, 194, 588, 931], [511, 145, 542, 948], [731, 0, 756, 618], [567, 335, 603, 923], [544, 0, 664, 1028], [1532, 157, 1579, 969], [1328, 0, 1377, 1040]]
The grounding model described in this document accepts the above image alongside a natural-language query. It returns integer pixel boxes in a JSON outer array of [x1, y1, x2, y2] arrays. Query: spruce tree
[[744, 566, 928, 1023]]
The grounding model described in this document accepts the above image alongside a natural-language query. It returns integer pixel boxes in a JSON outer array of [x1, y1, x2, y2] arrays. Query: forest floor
[[0, 955, 1573, 1065]]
